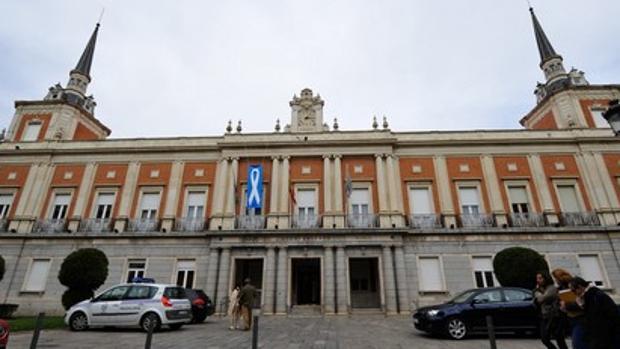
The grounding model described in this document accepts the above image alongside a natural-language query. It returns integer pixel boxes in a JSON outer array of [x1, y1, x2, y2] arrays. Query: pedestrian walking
[[534, 272, 568, 349], [552, 268, 587, 349], [569, 277, 620, 349], [238, 278, 258, 331], [228, 285, 240, 330]]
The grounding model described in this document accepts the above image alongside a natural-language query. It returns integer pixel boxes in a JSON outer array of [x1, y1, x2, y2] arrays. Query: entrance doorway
[[233, 258, 263, 308], [349, 258, 380, 309], [291, 258, 321, 305]]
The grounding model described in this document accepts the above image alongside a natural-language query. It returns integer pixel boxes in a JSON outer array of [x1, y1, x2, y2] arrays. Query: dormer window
[[22, 121, 42, 141]]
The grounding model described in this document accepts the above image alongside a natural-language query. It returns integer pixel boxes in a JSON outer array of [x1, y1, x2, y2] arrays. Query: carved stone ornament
[[290, 88, 325, 132]]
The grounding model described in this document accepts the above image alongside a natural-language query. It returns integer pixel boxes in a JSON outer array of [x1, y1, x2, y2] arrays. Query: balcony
[[174, 218, 206, 232], [347, 214, 377, 228], [560, 212, 600, 227], [236, 215, 266, 230], [291, 214, 321, 229], [79, 218, 113, 233], [0, 219, 8, 232], [127, 218, 159, 232], [34, 219, 67, 233], [459, 214, 494, 228], [408, 214, 442, 229], [509, 213, 545, 227]]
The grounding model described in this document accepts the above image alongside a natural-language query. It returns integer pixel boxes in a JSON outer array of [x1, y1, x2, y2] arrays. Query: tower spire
[[72, 23, 100, 79], [528, 7, 566, 84]]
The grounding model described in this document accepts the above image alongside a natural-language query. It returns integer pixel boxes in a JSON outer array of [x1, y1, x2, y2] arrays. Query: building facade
[[1, 9, 620, 316]]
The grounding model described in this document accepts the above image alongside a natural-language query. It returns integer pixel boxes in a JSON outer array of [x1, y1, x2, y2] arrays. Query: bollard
[[486, 315, 497, 349], [251, 315, 259, 349], [29, 312, 45, 349], [144, 321, 154, 349]]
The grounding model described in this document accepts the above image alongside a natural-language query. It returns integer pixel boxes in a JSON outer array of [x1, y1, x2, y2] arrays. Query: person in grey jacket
[[534, 272, 568, 349]]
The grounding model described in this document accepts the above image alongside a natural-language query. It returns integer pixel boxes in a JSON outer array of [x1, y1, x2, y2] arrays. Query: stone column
[[393, 246, 410, 314], [68, 162, 98, 232], [11, 163, 53, 233], [375, 154, 390, 227], [278, 156, 290, 228], [593, 153, 620, 223], [222, 158, 238, 229], [268, 157, 280, 229], [382, 246, 397, 314], [527, 154, 559, 225], [263, 247, 277, 314], [333, 155, 344, 227], [275, 246, 288, 314], [113, 161, 140, 232], [27, 163, 55, 219], [205, 248, 220, 309], [216, 248, 231, 314], [322, 155, 332, 227], [209, 158, 228, 230], [323, 246, 335, 314], [335, 246, 348, 314], [576, 152, 614, 225], [162, 160, 184, 232], [481, 155, 507, 227], [386, 155, 405, 227], [433, 156, 457, 228]]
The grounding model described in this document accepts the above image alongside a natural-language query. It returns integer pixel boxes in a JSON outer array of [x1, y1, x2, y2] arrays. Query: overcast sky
[[1, 0, 619, 138]]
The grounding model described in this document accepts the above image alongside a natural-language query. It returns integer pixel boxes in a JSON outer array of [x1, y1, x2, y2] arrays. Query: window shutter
[[410, 188, 432, 214], [296, 189, 315, 208], [579, 255, 605, 286], [23, 123, 42, 141], [97, 193, 114, 206], [508, 187, 528, 204], [187, 192, 205, 207], [419, 257, 443, 291], [53, 194, 71, 206], [472, 257, 493, 271], [0, 194, 13, 205], [25, 260, 51, 291], [140, 193, 160, 210], [459, 187, 479, 206], [351, 188, 369, 205], [177, 260, 196, 270], [557, 185, 580, 212]]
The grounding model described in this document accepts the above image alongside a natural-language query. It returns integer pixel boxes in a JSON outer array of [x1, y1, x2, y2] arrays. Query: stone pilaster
[[528, 154, 559, 225], [577, 152, 616, 225], [27, 163, 55, 220], [335, 246, 348, 314], [382, 246, 397, 314], [267, 157, 280, 229], [68, 162, 98, 232], [221, 157, 238, 229], [277, 156, 290, 228], [275, 246, 288, 314], [481, 155, 507, 227], [322, 155, 333, 228], [161, 160, 184, 232], [386, 155, 405, 227], [114, 161, 140, 232], [375, 154, 390, 227], [11, 163, 53, 233], [215, 248, 231, 314], [263, 247, 277, 314], [333, 155, 345, 228], [323, 246, 335, 314], [209, 158, 228, 230], [205, 248, 220, 310], [593, 153, 620, 223], [433, 156, 457, 228], [393, 246, 410, 314]]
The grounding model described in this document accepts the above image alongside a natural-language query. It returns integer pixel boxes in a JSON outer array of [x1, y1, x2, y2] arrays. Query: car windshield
[[448, 290, 478, 303]]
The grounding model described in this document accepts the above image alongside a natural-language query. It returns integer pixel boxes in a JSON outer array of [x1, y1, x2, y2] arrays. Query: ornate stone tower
[[288, 88, 326, 133]]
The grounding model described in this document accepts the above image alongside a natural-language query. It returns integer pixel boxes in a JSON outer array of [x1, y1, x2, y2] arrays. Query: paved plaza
[[8, 315, 544, 349]]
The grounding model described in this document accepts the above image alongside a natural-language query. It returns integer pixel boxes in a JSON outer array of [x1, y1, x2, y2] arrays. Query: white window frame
[[21, 258, 52, 293], [456, 181, 485, 214], [294, 183, 319, 215], [590, 108, 610, 128], [182, 186, 208, 218], [407, 182, 434, 214], [553, 179, 585, 212], [47, 190, 73, 220], [348, 182, 374, 214], [0, 190, 16, 219], [417, 255, 447, 293], [90, 189, 118, 219], [22, 121, 42, 141], [577, 254, 609, 288], [174, 259, 197, 289], [504, 180, 537, 213], [125, 258, 148, 283], [135, 187, 163, 219], [470, 255, 498, 288]]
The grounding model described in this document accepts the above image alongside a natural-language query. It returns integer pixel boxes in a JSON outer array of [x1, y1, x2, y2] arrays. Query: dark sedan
[[413, 287, 538, 340], [186, 289, 215, 323]]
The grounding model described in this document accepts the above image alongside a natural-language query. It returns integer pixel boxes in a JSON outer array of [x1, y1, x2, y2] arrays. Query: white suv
[[64, 282, 191, 332]]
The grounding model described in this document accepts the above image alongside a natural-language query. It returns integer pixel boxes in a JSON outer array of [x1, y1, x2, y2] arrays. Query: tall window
[[0, 193, 13, 219], [175, 260, 196, 289], [508, 186, 529, 213], [297, 189, 316, 218], [459, 187, 480, 215], [578, 255, 606, 287], [185, 192, 205, 219], [22, 122, 42, 141], [126, 259, 146, 282], [139, 193, 160, 219], [350, 188, 370, 216], [418, 256, 444, 292], [472, 257, 495, 288], [557, 185, 581, 212], [591, 109, 609, 128], [94, 193, 114, 219], [23, 259, 51, 292], [50, 193, 70, 220], [408, 187, 433, 214]]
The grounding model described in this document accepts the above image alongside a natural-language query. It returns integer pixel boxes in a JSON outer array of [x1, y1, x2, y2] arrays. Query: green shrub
[[58, 248, 108, 309], [493, 247, 549, 290], [0, 255, 5, 282]]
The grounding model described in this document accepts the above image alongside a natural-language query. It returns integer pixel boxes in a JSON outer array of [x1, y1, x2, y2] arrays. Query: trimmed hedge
[[493, 247, 549, 290], [58, 248, 109, 309]]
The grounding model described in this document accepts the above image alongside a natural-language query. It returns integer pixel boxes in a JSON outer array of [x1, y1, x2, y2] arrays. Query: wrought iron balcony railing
[[127, 218, 159, 232], [560, 212, 600, 227], [174, 218, 206, 232], [408, 214, 442, 229], [79, 218, 113, 233], [34, 219, 67, 233], [459, 214, 495, 228], [509, 213, 546, 227], [291, 214, 321, 228], [346, 214, 377, 228], [236, 215, 266, 230]]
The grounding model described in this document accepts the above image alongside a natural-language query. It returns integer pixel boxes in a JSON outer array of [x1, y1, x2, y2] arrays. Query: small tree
[[493, 247, 549, 290], [58, 248, 109, 309], [0, 255, 5, 283]]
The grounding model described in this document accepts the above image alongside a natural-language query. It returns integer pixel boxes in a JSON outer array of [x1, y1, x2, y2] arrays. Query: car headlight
[[427, 309, 440, 317]]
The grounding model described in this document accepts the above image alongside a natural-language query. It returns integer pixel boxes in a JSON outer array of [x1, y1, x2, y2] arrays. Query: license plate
[[178, 310, 187, 315]]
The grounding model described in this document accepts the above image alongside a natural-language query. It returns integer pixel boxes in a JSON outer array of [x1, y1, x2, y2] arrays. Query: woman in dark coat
[[552, 268, 586, 349], [534, 272, 568, 349], [569, 277, 620, 349]]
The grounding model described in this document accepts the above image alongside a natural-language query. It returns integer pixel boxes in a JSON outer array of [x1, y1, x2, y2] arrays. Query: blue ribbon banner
[[246, 164, 263, 209]]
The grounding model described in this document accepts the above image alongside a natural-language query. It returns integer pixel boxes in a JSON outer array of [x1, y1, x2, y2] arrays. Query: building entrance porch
[[291, 258, 321, 307], [233, 258, 264, 308], [349, 257, 381, 309]]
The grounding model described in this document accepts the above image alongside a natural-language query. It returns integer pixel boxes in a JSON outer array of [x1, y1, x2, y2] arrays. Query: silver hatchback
[[64, 283, 191, 332]]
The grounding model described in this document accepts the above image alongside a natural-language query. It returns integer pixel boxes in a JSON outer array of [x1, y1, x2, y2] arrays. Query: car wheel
[[194, 313, 207, 323], [69, 312, 89, 331], [140, 312, 161, 333], [169, 323, 183, 330], [445, 317, 468, 340]]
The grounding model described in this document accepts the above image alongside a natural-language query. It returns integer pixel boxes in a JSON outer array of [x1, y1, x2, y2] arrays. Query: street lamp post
[[603, 99, 620, 135]]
